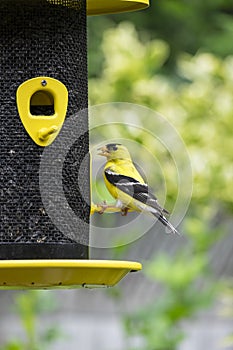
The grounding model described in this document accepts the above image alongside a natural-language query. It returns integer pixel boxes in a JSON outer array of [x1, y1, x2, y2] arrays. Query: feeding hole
[[30, 90, 55, 116]]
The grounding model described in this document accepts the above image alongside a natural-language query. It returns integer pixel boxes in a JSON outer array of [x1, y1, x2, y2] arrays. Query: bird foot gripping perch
[[90, 202, 130, 215]]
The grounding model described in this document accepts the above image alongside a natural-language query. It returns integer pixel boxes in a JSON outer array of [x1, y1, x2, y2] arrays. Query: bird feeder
[[0, 0, 149, 289]]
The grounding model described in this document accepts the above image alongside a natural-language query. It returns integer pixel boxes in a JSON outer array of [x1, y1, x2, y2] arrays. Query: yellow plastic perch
[[0, 260, 142, 289]]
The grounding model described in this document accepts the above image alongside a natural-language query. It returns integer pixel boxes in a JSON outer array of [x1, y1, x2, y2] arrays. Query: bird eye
[[112, 146, 118, 151]]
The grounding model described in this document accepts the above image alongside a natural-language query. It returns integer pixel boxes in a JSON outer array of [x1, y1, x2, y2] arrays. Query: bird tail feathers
[[152, 211, 179, 235]]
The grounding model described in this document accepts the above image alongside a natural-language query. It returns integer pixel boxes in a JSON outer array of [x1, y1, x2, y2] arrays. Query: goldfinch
[[98, 143, 179, 235]]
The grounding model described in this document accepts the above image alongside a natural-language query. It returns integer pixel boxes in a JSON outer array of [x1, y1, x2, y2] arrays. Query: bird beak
[[97, 146, 109, 157]]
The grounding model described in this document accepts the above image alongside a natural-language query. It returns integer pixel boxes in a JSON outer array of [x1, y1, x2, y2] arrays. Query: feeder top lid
[[87, 0, 149, 15], [46, 0, 149, 15]]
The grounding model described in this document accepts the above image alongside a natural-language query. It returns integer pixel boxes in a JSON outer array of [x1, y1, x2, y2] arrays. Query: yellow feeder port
[[16, 77, 68, 147], [0, 260, 142, 289], [87, 0, 149, 15]]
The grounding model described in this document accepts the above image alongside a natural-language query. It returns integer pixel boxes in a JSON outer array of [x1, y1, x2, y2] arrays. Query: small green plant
[[124, 256, 216, 349], [0, 291, 63, 350], [123, 219, 223, 350], [219, 282, 233, 348]]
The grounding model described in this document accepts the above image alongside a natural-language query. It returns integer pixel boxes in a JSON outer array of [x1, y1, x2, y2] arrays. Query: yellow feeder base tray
[[0, 260, 142, 289]]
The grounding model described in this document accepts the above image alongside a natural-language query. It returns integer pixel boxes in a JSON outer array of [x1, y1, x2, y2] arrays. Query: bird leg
[[94, 201, 133, 215], [97, 201, 108, 214], [97, 201, 120, 214], [121, 207, 129, 216]]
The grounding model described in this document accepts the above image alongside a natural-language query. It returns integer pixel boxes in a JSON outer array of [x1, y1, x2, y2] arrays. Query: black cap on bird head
[[106, 143, 122, 151], [98, 143, 132, 160]]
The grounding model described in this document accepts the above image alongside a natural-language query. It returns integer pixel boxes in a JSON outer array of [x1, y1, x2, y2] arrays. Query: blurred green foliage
[[90, 21, 233, 215], [125, 255, 214, 349], [88, 0, 233, 77], [89, 2, 233, 348], [124, 222, 222, 350], [0, 291, 62, 350]]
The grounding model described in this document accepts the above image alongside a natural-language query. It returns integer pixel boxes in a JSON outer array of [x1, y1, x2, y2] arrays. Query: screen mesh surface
[[0, 0, 89, 251]]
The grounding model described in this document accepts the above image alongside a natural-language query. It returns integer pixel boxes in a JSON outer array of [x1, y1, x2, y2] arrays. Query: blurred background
[[0, 0, 233, 349]]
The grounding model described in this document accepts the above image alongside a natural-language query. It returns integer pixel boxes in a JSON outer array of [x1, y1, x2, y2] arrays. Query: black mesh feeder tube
[[0, 0, 148, 289]]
